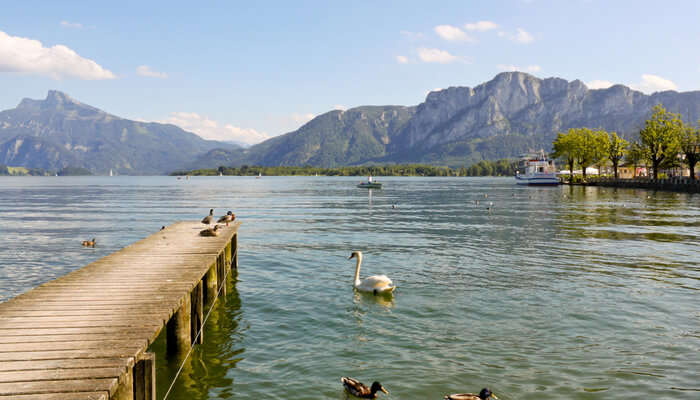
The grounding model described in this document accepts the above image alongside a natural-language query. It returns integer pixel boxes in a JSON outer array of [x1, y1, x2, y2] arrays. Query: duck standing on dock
[[445, 388, 497, 400], [199, 225, 221, 237], [81, 238, 96, 247], [202, 209, 214, 225], [217, 211, 235, 226], [341, 377, 389, 398]]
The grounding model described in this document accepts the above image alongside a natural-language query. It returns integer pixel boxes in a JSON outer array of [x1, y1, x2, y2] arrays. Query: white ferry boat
[[515, 152, 560, 185]]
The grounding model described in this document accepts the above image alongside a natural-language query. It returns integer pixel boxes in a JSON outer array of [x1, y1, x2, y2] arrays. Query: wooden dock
[[0, 221, 240, 400]]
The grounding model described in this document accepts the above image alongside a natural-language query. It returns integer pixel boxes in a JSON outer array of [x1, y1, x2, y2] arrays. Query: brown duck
[[201, 209, 214, 225], [217, 211, 235, 226], [445, 388, 497, 400], [199, 225, 221, 237], [81, 238, 96, 247], [341, 377, 388, 399]]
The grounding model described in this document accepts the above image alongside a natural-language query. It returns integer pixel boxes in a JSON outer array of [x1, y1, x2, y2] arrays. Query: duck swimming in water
[[445, 388, 497, 400], [341, 377, 388, 399], [199, 225, 221, 237], [201, 209, 214, 225], [81, 238, 96, 247]]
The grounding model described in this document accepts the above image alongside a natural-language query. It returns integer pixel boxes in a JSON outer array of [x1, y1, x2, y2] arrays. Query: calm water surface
[[0, 176, 698, 399]]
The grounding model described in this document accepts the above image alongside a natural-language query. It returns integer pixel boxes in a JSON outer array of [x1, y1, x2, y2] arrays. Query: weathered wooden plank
[[0, 378, 117, 396], [0, 319, 165, 329], [0, 358, 131, 372], [0, 339, 147, 353], [0, 391, 108, 400], [0, 334, 151, 345], [0, 347, 143, 362], [0, 325, 158, 337], [0, 367, 124, 383]]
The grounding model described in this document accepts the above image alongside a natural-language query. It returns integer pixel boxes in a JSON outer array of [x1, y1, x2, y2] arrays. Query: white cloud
[[464, 21, 499, 31], [291, 112, 315, 125], [499, 28, 535, 44], [60, 21, 83, 29], [586, 80, 614, 89], [159, 112, 270, 145], [497, 64, 541, 73], [136, 65, 167, 79], [396, 55, 409, 64], [418, 47, 458, 64], [514, 28, 534, 43], [631, 74, 678, 93], [434, 25, 473, 42], [0, 30, 115, 80]]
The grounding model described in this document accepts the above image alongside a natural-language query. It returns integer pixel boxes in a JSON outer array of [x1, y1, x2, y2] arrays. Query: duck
[[217, 211, 235, 226], [201, 209, 214, 225], [341, 377, 388, 399], [81, 238, 96, 247], [199, 225, 221, 237], [349, 251, 395, 295], [444, 388, 497, 400]]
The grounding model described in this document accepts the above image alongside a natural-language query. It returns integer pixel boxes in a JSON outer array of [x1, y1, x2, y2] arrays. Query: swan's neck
[[353, 254, 363, 287]]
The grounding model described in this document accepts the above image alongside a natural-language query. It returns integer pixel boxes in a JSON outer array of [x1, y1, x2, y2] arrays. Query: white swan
[[349, 251, 395, 295]]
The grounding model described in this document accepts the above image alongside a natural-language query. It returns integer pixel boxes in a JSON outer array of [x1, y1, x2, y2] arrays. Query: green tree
[[572, 128, 607, 181], [626, 142, 647, 177], [679, 122, 700, 180], [639, 104, 682, 180], [552, 129, 577, 182], [606, 131, 629, 179]]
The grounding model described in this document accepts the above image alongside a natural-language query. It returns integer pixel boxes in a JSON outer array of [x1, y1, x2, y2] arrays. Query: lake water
[[0, 176, 698, 399]]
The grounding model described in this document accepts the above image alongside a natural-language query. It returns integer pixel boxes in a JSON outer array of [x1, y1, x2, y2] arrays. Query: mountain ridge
[[216, 72, 700, 168], [0, 91, 236, 174]]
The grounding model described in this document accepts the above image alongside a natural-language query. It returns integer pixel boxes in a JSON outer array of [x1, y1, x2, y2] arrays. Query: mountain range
[[196, 72, 700, 169], [4, 72, 700, 174], [0, 91, 234, 174]]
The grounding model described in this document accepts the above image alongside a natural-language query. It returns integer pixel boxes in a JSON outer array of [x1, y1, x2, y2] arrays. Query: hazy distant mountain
[[209, 72, 700, 168], [0, 91, 235, 174]]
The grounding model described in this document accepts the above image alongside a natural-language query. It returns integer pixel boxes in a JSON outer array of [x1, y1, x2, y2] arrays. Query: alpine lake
[[0, 176, 698, 399]]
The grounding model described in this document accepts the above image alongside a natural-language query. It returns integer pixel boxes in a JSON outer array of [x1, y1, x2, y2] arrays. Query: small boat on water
[[515, 151, 560, 185], [357, 176, 382, 189]]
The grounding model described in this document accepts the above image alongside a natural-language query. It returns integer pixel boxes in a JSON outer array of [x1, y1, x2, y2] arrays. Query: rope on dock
[[162, 258, 235, 400]]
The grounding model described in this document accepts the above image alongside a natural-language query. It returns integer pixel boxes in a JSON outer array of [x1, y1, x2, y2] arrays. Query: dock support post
[[218, 253, 227, 296], [112, 366, 134, 400], [232, 234, 238, 270], [204, 262, 218, 305], [133, 352, 156, 400], [167, 294, 191, 357], [191, 280, 204, 344]]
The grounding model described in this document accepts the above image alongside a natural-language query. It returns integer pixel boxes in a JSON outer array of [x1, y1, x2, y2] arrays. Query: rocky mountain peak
[[45, 90, 77, 105]]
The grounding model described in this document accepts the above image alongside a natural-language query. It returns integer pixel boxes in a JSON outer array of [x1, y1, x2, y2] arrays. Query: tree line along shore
[[553, 104, 699, 182], [170, 160, 518, 177]]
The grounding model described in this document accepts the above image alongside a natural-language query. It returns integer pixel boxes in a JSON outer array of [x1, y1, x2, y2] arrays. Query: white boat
[[109, 169, 113, 177], [515, 152, 560, 185]]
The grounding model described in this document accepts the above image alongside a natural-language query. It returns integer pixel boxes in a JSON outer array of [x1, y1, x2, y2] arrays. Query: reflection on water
[[353, 290, 395, 309], [150, 275, 244, 399], [0, 176, 699, 399]]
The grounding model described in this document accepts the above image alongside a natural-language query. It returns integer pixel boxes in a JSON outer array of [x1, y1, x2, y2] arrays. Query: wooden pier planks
[[0, 221, 240, 399]]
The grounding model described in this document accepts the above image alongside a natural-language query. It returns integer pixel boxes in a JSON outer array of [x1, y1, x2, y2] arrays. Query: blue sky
[[1, 0, 699, 144]]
